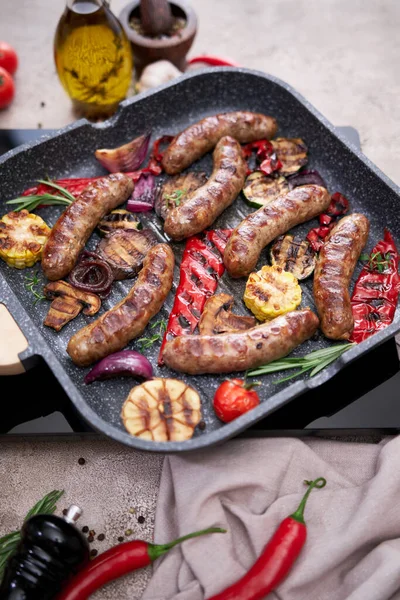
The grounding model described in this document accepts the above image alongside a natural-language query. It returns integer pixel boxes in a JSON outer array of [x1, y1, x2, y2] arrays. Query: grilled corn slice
[[244, 265, 302, 321], [122, 378, 202, 442], [0, 210, 51, 269]]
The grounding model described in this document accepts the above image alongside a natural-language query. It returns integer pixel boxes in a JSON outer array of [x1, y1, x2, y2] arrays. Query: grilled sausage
[[162, 309, 319, 375], [314, 213, 369, 340], [164, 136, 247, 240], [162, 111, 278, 175], [224, 185, 331, 278], [42, 173, 134, 281], [67, 244, 174, 367]]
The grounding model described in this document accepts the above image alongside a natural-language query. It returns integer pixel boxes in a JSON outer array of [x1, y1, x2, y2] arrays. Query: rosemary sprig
[[164, 189, 187, 207], [137, 319, 167, 351], [247, 343, 354, 384], [6, 178, 75, 212], [0, 490, 64, 579], [25, 270, 46, 305], [360, 251, 392, 274]]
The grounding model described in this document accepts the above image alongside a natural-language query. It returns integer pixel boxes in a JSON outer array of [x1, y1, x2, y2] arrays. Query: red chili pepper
[[207, 478, 326, 600], [22, 172, 144, 199], [188, 55, 240, 67], [158, 229, 232, 364], [241, 140, 279, 175], [57, 527, 225, 600], [306, 192, 349, 252], [350, 230, 400, 343]]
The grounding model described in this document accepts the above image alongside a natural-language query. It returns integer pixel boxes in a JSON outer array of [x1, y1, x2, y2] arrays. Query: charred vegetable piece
[[287, 169, 327, 190], [155, 172, 208, 219], [198, 293, 257, 335], [244, 265, 302, 322], [43, 280, 101, 331], [158, 229, 232, 364], [96, 229, 158, 280], [85, 350, 153, 384], [270, 234, 316, 280], [97, 210, 141, 236], [95, 132, 151, 173], [270, 138, 308, 176], [242, 172, 289, 209], [127, 173, 156, 212], [68, 251, 114, 299], [0, 210, 50, 269], [121, 378, 202, 442]]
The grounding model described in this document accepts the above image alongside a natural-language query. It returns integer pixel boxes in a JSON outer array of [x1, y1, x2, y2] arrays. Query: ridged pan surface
[[0, 68, 399, 451]]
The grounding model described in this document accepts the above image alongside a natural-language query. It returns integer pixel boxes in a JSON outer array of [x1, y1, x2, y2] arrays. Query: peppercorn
[[138, 516, 145, 524], [88, 535, 94, 543], [82, 526, 89, 533], [117, 536, 124, 543], [78, 457, 86, 465], [89, 530, 95, 536], [90, 549, 98, 558], [125, 529, 132, 536], [97, 533, 105, 541], [198, 421, 206, 431], [62, 508, 68, 516], [129, 508, 135, 514]]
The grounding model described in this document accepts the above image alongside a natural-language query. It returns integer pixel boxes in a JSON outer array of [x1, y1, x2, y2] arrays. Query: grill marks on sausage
[[163, 136, 247, 240], [224, 185, 331, 278], [314, 214, 370, 340], [67, 244, 174, 366]]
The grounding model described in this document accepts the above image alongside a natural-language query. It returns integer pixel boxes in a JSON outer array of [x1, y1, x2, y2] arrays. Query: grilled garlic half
[[122, 378, 202, 442]]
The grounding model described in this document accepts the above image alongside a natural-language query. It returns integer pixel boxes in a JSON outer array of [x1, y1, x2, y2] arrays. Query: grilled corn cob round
[[244, 265, 302, 321], [0, 210, 51, 268]]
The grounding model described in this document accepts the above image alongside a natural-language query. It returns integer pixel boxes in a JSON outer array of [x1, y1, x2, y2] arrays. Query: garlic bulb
[[136, 60, 182, 93]]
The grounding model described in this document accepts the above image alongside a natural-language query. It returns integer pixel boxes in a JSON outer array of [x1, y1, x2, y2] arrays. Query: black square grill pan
[[0, 67, 399, 452]]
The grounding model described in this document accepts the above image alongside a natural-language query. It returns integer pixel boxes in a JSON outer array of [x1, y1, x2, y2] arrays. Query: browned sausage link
[[164, 136, 247, 241], [162, 309, 319, 375], [314, 213, 369, 340], [223, 185, 331, 278], [162, 111, 278, 175], [67, 244, 174, 367], [42, 173, 134, 281]]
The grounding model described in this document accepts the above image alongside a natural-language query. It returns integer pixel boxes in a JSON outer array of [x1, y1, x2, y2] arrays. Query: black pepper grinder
[[0, 505, 89, 600]]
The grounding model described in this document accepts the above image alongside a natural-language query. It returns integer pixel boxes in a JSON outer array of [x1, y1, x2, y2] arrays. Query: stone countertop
[[0, 1, 399, 598]]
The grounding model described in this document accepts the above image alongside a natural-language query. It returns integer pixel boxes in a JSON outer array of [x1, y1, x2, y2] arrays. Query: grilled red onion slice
[[68, 251, 114, 299], [84, 350, 153, 384], [127, 173, 156, 212], [95, 133, 151, 173], [287, 169, 327, 190]]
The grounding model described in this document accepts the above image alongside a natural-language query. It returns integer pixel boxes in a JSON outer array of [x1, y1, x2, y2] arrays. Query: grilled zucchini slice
[[97, 228, 157, 280], [244, 265, 302, 321], [122, 378, 202, 442], [97, 209, 141, 236], [270, 138, 308, 176], [155, 171, 208, 219], [270, 234, 316, 280], [0, 210, 51, 269], [242, 172, 289, 209]]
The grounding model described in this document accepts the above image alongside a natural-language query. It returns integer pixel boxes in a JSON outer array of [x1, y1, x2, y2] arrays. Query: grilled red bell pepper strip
[[158, 229, 232, 364], [57, 527, 225, 600], [306, 192, 349, 251], [22, 172, 144, 199], [350, 229, 400, 343], [241, 140, 282, 176], [208, 478, 326, 600], [144, 134, 175, 175]]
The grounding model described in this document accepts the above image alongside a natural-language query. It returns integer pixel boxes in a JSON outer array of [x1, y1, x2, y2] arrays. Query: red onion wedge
[[127, 173, 156, 213], [287, 169, 327, 190], [84, 350, 153, 384], [95, 133, 151, 173]]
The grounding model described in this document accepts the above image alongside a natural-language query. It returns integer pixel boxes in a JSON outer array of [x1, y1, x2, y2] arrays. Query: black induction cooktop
[[1, 128, 399, 437]]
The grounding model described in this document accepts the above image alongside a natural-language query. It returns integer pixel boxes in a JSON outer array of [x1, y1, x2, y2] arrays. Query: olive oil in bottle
[[54, 0, 133, 118]]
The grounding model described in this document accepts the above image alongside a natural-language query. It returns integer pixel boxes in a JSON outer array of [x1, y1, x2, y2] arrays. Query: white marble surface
[[0, 1, 399, 598]]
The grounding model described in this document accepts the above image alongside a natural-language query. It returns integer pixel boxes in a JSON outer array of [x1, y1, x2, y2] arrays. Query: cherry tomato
[[0, 42, 18, 75], [0, 67, 15, 109], [213, 379, 260, 423]]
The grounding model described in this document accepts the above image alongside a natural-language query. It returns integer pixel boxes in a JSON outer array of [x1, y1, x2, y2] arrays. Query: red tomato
[[0, 42, 18, 75], [0, 67, 15, 109], [213, 379, 260, 423]]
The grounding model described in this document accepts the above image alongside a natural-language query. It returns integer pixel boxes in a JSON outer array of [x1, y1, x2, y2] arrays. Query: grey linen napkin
[[143, 436, 400, 600]]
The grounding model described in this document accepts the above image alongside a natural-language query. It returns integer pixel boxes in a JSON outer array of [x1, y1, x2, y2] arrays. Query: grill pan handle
[[0, 303, 28, 375]]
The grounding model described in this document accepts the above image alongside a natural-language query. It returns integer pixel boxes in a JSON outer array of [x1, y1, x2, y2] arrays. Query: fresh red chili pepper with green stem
[[57, 527, 225, 600], [208, 477, 326, 600]]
